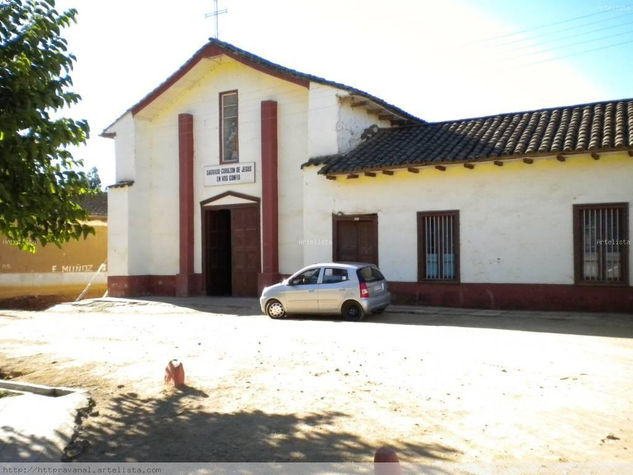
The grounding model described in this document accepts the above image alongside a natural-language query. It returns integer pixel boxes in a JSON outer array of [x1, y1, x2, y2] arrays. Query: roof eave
[[318, 147, 633, 176]]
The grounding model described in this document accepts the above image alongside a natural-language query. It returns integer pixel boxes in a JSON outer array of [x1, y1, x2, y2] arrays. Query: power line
[[475, 9, 616, 43], [487, 11, 633, 49], [500, 15, 633, 54], [519, 37, 633, 67], [509, 28, 633, 61], [461, 7, 633, 69]]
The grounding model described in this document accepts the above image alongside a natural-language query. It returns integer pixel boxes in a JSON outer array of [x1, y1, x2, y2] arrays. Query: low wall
[[0, 272, 107, 299], [0, 222, 107, 303]]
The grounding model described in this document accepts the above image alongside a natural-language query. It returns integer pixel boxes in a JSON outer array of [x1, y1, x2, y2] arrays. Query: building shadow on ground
[[142, 296, 261, 317], [74, 388, 459, 464], [71, 296, 633, 339], [367, 309, 633, 339], [278, 309, 633, 339]]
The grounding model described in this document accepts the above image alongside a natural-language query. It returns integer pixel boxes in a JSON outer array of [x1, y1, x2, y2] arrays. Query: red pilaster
[[258, 100, 280, 291], [177, 113, 195, 296]]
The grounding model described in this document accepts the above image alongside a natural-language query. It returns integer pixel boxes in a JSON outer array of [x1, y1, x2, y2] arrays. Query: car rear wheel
[[342, 301, 364, 321], [266, 299, 286, 319]]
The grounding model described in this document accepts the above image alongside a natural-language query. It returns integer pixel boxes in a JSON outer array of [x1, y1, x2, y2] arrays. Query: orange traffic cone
[[164, 359, 185, 387]]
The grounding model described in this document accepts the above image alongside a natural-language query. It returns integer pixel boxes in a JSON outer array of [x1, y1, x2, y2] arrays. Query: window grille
[[418, 211, 459, 282], [575, 204, 628, 284]]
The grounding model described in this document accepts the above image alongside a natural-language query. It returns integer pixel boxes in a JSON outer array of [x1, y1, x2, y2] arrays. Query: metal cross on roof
[[205, 0, 228, 39]]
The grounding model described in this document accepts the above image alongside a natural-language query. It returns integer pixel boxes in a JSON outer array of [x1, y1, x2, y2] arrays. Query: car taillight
[[360, 282, 369, 298]]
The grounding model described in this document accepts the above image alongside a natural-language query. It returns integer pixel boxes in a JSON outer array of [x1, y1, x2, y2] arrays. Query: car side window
[[322, 268, 348, 284], [290, 268, 320, 286]]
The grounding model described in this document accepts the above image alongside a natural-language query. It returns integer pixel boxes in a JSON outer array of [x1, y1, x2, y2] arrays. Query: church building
[[103, 39, 632, 312]]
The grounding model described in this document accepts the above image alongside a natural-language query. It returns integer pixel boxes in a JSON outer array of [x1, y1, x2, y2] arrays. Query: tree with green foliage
[[0, 0, 93, 251], [87, 166, 101, 191]]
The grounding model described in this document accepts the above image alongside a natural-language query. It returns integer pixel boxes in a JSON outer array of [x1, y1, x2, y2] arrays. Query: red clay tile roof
[[77, 192, 107, 218], [300, 155, 339, 169], [317, 98, 633, 175]]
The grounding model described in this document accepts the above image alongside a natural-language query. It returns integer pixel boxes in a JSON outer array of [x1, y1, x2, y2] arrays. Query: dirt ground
[[0, 284, 107, 310], [0, 297, 632, 471]]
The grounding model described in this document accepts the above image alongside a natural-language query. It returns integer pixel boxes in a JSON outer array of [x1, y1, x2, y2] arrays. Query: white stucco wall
[[126, 119, 153, 275], [307, 83, 340, 158], [112, 56, 310, 276], [106, 112, 146, 276], [140, 112, 180, 276], [302, 153, 633, 285], [107, 51, 632, 288], [105, 110, 154, 277], [107, 187, 128, 276], [337, 100, 391, 153], [277, 90, 310, 274], [110, 113, 135, 182], [307, 84, 392, 158]]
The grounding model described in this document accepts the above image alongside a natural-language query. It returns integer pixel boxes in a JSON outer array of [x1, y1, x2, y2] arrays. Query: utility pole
[[205, 0, 228, 39]]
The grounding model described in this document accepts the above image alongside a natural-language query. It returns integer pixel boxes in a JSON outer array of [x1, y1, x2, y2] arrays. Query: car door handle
[[308, 289, 315, 293]]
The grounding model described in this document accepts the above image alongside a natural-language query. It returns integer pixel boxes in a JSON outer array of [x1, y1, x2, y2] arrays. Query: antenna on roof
[[205, 0, 228, 39]]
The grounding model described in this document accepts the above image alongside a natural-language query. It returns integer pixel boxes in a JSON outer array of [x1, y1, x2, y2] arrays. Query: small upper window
[[220, 91, 238, 163]]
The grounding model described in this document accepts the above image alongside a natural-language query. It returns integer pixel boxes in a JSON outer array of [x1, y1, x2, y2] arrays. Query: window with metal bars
[[417, 211, 460, 282], [573, 203, 629, 285]]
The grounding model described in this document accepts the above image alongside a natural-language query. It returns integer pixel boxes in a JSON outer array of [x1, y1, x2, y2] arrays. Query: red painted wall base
[[108, 275, 632, 313], [175, 273, 199, 297], [389, 282, 633, 313], [108, 275, 203, 298], [257, 272, 282, 295]]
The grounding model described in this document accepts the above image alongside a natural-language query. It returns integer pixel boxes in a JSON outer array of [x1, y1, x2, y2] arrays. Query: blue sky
[[55, 0, 633, 186]]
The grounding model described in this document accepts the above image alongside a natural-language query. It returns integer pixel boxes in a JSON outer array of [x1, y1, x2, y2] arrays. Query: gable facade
[[103, 39, 414, 298], [104, 39, 632, 312]]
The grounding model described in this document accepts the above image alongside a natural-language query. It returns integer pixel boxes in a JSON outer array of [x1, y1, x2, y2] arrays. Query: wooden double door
[[333, 214, 378, 265], [204, 205, 260, 297]]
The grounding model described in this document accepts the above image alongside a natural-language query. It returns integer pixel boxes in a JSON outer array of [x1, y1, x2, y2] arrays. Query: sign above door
[[204, 162, 256, 186]]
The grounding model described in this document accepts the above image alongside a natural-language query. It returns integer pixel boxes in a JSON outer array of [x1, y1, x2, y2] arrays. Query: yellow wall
[[0, 221, 107, 299]]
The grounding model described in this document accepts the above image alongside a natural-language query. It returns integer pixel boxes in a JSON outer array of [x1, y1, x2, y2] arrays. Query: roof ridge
[[205, 38, 424, 123], [103, 38, 424, 136]]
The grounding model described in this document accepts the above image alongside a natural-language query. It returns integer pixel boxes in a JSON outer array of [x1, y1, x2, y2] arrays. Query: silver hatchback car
[[259, 262, 391, 321]]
